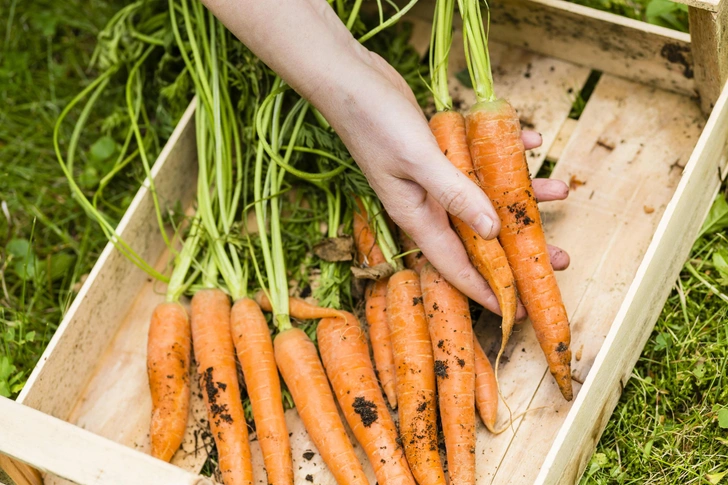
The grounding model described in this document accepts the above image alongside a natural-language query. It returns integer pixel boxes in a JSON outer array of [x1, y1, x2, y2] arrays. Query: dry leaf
[[569, 175, 586, 190], [351, 262, 394, 281], [313, 236, 354, 262]]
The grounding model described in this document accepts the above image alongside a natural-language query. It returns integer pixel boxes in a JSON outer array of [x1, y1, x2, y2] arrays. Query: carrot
[[429, 110, 517, 363], [365, 278, 398, 408], [398, 228, 428, 274], [147, 302, 191, 462], [387, 270, 446, 485], [230, 298, 292, 485], [420, 263, 475, 484], [191, 289, 253, 485], [466, 100, 573, 401], [318, 311, 415, 485], [473, 336, 498, 432], [254, 290, 344, 320], [274, 327, 368, 485], [353, 197, 386, 267]]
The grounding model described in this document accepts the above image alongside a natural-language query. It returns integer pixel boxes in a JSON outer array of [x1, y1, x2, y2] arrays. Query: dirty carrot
[[428, 0, 517, 372], [420, 263, 476, 484], [147, 302, 191, 462], [254, 290, 344, 320], [318, 311, 415, 485], [191, 289, 253, 485], [473, 336, 498, 432], [460, 0, 572, 400], [274, 327, 368, 485], [398, 228, 428, 274], [353, 197, 387, 268], [365, 278, 398, 408], [230, 298, 292, 485], [387, 270, 446, 485]]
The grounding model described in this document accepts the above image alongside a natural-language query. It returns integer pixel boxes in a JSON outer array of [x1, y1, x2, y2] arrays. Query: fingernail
[[472, 214, 496, 240]]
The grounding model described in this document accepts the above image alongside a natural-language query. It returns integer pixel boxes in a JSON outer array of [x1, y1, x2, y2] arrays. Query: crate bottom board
[[36, 49, 705, 485]]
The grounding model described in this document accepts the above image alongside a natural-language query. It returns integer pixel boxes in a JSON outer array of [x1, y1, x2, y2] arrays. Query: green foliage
[[567, 0, 688, 32]]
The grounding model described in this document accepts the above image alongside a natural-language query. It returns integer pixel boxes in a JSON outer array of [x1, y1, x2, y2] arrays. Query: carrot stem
[[430, 0, 454, 111], [459, 0, 496, 102]]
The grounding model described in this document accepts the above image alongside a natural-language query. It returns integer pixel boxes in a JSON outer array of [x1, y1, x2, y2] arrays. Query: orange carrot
[[254, 291, 344, 320], [429, 110, 516, 375], [318, 312, 415, 485], [398, 228, 428, 274], [274, 328, 368, 485], [420, 263, 475, 484], [353, 197, 386, 268], [466, 99, 572, 401], [190, 289, 253, 485], [365, 278, 397, 408], [473, 336, 498, 432], [147, 302, 191, 462], [230, 298, 292, 485], [387, 270, 446, 485]]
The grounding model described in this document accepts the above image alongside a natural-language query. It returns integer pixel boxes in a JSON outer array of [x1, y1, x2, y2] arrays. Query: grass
[[0, 0, 725, 483]]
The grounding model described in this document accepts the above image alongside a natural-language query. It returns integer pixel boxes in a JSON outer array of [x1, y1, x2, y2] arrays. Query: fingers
[[548, 244, 570, 270], [521, 130, 542, 150], [393, 195, 503, 314], [406, 148, 501, 241], [532, 178, 569, 202]]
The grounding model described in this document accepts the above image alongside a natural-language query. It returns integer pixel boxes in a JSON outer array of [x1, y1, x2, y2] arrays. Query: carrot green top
[[459, 0, 496, 103], [430, 0, 456, 112]]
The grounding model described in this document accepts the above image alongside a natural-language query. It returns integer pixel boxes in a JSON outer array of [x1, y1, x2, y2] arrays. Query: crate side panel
[[470, 76, 704, 484], [537, 85, 728, 485]]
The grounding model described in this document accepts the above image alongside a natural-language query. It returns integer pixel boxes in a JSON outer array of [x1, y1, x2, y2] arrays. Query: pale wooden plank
[[545, 118, 578, 163], [536, 84, 728, 485], [471, 75, 705, 484], [689, 3, 728, 112], [409, 0, 696, 96], [0, 397, 215, 485]]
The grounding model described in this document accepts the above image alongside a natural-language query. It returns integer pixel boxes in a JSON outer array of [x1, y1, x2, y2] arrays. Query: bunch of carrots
[[56, 0, 573, 483]]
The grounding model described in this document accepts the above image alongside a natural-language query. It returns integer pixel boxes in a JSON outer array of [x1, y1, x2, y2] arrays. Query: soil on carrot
[[352, 396, 378, 427]]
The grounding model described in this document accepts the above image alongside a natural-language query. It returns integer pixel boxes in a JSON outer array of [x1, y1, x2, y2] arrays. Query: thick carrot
[[353, 197, 386, 267], [420, 263, 476, 484], [466, 99, 572, 401], [230, 298, 292, 485], [387, 270, 446, 485], [147, 302, 191, 462], [365, 278, 398, 408], [473, 336, 498, 432], [398, 229, 428, 274], [429, 110, 517, 365], [274, 327, 368, 485], [190, 289, 253, 485], [318, 311, 415, 485], [254, 291, 344, 320]]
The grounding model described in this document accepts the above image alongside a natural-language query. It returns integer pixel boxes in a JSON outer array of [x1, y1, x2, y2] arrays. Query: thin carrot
[[147, 302, 191, 462], [230, 298, 292, 485], [353, 197, 386, 267], [429, 110, 517, 362], [398, 228, 428, 274], [466, 103, 572, 400], [460, 0, 572, 401], [387, 270, 446, 485], [318, 312, 415, 485], [191, 288, 253, 485], [420, 263, 475, 484], [254, 290, 344, 320], [473, 336, 498, 432], [365, 278, 398, 408], [274, 327, 368, 485]]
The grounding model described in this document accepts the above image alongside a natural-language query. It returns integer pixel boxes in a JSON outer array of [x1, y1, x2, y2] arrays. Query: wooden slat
[[689, 3, 728, 112], [536, 83, 728, 485], [671, 0, 721, 12], [0, 397, 214, 485], [472, 74, 705, 484], [409, 0, 696, 96]]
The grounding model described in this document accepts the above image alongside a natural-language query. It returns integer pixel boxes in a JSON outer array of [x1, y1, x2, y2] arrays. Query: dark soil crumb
[[437, 340, 444, 349], [434, 360, 449, 378], [352, 396, 379, 427], [412, 296, 423, 306], [457, 358, 466, 368], [305, 474, 313, 482], [432, 302, 439, 311], [302, 450, 315, 461], [556, 342, 568, 352], [417, 400, 428, 413], [507, 202, 533, 226]]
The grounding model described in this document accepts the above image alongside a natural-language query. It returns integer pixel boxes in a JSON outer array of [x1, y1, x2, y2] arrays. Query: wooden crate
[[2, 0, 727, 484]]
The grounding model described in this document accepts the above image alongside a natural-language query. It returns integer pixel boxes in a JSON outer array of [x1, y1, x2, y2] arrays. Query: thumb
[[411, 149, 501, 240]]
